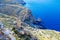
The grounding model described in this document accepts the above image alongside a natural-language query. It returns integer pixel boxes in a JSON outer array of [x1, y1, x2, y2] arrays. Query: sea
[[24, 0, 60, 31]]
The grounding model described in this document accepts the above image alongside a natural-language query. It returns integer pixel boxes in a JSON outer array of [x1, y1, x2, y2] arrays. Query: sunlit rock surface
[[0, 16, 60, 40], [0, 0, 60, 40], [24, 26, 60, 40]]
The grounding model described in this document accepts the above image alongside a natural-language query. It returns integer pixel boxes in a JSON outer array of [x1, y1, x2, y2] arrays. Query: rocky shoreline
[[0, 0, 60, 40]]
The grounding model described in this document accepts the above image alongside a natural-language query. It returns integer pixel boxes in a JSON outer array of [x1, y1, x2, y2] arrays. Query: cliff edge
[[0, 0, 60, 40]]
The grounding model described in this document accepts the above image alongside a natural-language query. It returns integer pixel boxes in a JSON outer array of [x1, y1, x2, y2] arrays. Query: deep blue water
[[24, 0, 60, 31]]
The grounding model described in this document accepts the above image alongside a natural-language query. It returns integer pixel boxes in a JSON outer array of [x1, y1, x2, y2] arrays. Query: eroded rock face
[[0, 0, 26, 5], [0, 4, 24, 16], [0, 0, 26, 16], [0, 0, 36, 28], [20, 9, 35, 22], [0, 0, 47, 29], [0, 0, 34, 22]]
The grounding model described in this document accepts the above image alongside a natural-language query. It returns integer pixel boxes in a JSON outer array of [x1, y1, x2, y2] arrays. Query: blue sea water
[[24, 0, 60, 31]]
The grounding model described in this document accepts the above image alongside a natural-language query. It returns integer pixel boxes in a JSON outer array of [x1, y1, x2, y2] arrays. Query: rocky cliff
[[0, 0, 26, 5], [0, 0, 60, 40], [0, 0, 46, 29]]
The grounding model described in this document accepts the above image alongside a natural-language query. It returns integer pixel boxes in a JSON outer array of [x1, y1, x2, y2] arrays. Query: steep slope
[[0, 0, 46, 29], [0, 13, 60, 40], [24, 26, 60, 40], [0, 0, 26, 5], [0, 0, 60, 40]]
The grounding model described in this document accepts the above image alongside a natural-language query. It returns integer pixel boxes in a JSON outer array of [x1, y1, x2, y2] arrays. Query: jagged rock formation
[[0, 0, 46, 29], [0, 0, 60, 40]]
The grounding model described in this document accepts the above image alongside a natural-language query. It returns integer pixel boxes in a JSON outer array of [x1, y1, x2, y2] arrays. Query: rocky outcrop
[[0, 0, 60, 40], [0, 0, 26, 5], [0, 0, 46, 29], [0, 0, 34, 22]]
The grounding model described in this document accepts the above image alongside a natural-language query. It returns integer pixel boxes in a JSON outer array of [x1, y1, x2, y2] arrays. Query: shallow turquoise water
[[24, 0, 60, 31]]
